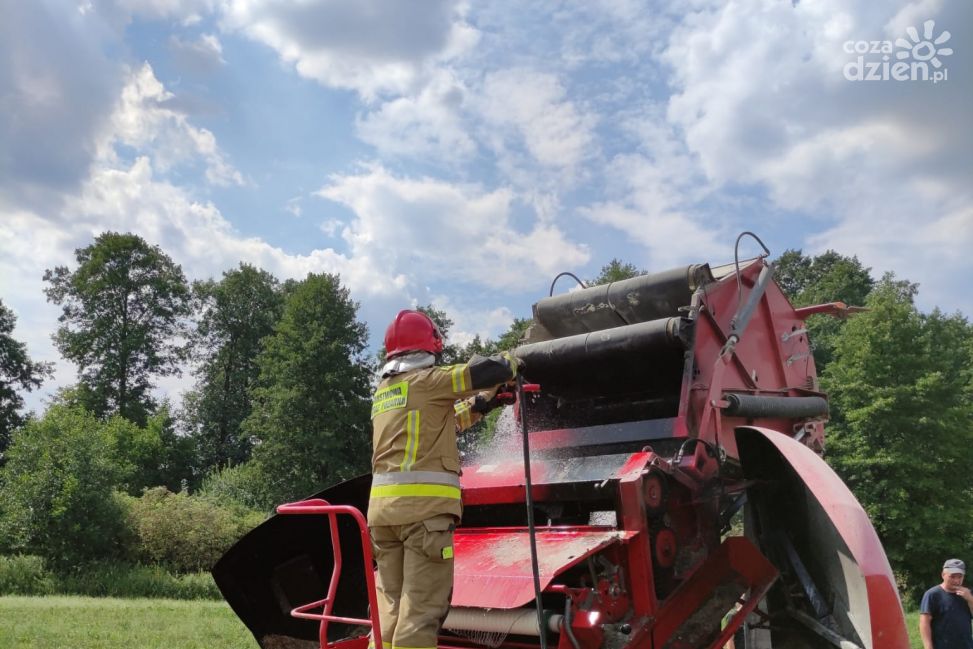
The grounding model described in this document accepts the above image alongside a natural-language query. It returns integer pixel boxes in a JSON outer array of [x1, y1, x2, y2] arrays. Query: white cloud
[[0, 2, 122, 206], [99, 63, 244, 187], [319, 218, 342, 237], [285, 196, 303, 218], [356, 71, 477, 161], [551, 0, 675, 66], [582, 201, 728, 270], [659, 0, 973, 312], [221, 0, 478, 100], [478, 68, 597, 171], [578, 103, 727, 268], [105, 0, 218, 22], [428, 298, 516, 349], [1, 59, 591, 409], [62, 157, 395, 297], [316, 164, 590, 286], [806, 186, 973, 315], [169, 33, 226, 73]]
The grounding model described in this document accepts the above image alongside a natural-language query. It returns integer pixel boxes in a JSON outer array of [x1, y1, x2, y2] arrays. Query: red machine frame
[[276, 499, 383, 649]]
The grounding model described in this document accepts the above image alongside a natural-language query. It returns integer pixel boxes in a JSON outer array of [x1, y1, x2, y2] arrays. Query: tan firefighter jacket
[[368, 352, 518, 527]]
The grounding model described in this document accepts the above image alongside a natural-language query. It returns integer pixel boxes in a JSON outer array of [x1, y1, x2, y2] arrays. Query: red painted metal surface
[[690, 259, 822, 457], [328, 637, 369, 649], [742, 426, 910, 649], [651, 537, 778, 649], [276, 499, 383, 649], [616, 454, 658, 617], [460, 453, 649, 506], [451, 527, 636, 609]]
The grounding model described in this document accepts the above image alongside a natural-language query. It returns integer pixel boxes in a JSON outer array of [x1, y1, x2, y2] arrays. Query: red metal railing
[[276, 499, 382, 649]]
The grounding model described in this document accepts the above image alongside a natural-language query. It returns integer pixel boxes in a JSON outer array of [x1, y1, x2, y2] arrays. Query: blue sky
[[1, 0, 970, 411]]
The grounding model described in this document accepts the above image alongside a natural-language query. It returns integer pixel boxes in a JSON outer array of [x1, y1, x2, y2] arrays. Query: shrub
[[126, 487, 263, 573], [0, 555, 222, 599], [197, 462, 272, 513], [57, 560, 221, 599], [0, 555, 56, 595], [0, 405, 130, 569]]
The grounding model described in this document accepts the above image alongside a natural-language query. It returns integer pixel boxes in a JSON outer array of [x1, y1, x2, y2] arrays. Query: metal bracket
[[781, 327, 807, 342]]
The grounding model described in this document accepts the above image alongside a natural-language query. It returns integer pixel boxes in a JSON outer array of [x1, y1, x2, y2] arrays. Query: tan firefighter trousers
[[370, 515, 455, 649]]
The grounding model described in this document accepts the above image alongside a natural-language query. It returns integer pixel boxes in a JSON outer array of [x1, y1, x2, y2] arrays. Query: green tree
[[456, 318, 534, 358], [43, 232, 192, 425], [0, 405, 130, 567], [588, 258, 645, 286], [416, 305, 462, 364], [774, 249, 874, 372], [821, 274, 973, 592], [184, 264, 283, 471], [105, 404, 195, 494], [0, 299, 52, 456], [244, 273, 372, 507], [775, 250, 873, 307]]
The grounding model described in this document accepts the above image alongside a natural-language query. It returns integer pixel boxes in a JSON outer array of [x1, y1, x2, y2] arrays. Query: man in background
[[920, 558, 973, 649]]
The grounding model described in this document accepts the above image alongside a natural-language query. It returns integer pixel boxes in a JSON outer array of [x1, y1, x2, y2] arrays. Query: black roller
[[515, 317, 690, 398], [724, 394, 829, 420], [533, 264, 713, 337]]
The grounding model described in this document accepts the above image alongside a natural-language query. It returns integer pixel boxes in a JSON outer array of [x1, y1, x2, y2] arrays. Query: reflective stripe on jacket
[[368, 353, 517, 526]]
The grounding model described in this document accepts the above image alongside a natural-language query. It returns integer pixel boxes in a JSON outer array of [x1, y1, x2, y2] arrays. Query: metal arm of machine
[[722, 260, 776, 358]]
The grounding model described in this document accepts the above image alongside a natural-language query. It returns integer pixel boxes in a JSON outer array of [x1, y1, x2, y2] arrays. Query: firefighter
[[369, 309, 520, 649]]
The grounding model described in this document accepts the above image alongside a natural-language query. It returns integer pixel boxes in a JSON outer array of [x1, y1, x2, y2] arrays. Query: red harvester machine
[[213, 249, 909, 649]]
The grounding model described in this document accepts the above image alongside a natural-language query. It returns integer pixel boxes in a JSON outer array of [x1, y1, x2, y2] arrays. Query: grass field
[[0, 596, 260, 649], [904, 609, 921, 648], [0, 595, 925, 649]]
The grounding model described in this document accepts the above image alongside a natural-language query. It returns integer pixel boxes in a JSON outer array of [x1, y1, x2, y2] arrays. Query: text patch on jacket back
[[372, 381, 409, 418]]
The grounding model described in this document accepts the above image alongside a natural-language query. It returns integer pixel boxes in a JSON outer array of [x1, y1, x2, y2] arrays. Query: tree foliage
[[184, 264, 283, 471], [110, 405, 195, 495], [0, 405, 130, 568], [418, 305, 462, 365], [243, 273, 372, 507], [43, 232, 192, 425], [0, 299, 52, 456], [821, 275, 973, 592], [774, 249, 874, 372], [588, 258, 645, 286]]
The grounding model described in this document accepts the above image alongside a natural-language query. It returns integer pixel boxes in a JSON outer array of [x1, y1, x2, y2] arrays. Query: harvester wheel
[[643, 469, 669, 517], [653, 527, 677, 568]]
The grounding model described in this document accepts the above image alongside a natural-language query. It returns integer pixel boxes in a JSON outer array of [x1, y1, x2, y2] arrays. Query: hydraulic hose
[[518, 374, 548, 649]]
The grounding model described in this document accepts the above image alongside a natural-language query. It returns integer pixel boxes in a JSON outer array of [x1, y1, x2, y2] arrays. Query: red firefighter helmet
[[384, 310, 444, 360]]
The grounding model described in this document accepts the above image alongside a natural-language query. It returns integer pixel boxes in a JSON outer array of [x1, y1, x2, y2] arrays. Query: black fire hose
[[517, 374, 548, 649]]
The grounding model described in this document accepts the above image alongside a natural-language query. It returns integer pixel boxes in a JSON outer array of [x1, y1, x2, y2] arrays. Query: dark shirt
[[921, 585, 973, 649]]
